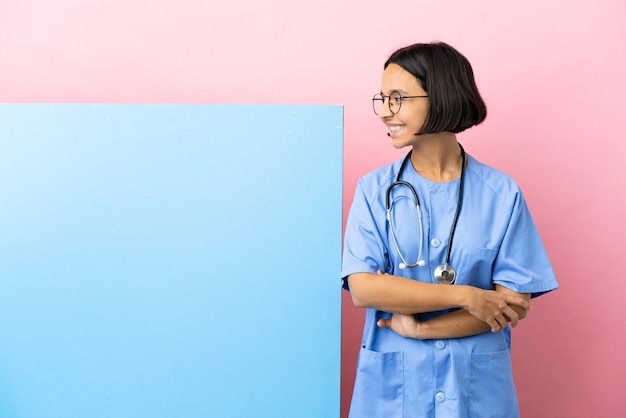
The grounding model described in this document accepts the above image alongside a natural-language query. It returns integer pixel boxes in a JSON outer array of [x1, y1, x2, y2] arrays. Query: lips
[[387, 124, 405, 138]]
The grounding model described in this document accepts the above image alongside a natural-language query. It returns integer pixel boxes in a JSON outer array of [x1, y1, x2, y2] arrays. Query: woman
[[342, 42, 558, 417]]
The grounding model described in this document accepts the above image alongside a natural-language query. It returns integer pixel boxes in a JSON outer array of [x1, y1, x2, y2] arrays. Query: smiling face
[[378, 63, 430, 149]]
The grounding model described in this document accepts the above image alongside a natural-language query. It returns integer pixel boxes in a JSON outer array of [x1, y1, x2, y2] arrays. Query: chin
[[391, 136, 414, 149]]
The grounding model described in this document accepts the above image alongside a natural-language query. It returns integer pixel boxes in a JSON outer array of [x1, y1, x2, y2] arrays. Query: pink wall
[[2, 1, 625, 416]]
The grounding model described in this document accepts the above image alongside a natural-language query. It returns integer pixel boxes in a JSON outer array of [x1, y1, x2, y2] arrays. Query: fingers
[[503, 306, 520, 328], [486, 318, 500, 333], [503, 296, 530, 324], [489, 290, 530, 331], [376, 319, 390, 328], [504, 294, 531, 311], [487, 306, 522, 332], [488, 314, 508, 332]]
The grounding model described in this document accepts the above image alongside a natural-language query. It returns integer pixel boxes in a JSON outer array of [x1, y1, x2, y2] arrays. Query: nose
[[377, 97, 392, 119]]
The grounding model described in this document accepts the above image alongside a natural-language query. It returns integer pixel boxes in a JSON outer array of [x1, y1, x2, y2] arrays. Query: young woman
[[342, 42, 558, 417]]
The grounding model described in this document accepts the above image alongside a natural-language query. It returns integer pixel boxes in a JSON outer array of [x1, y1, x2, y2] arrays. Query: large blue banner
[[0, 104, 343, 417]]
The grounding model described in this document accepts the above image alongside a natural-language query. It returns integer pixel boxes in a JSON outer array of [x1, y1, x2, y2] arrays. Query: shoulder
[[465, 154, 522, 202], [354, 157, 405, 202]]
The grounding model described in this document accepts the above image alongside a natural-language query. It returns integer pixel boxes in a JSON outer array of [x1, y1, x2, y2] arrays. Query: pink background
[[1, 1, 625, 417]]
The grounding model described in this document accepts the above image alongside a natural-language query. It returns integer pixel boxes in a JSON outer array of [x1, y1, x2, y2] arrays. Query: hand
[[464, 286, 531, 332], [373, 270, 425, 339], [495, 284, 531, 321], [377, 313, 424, 339]]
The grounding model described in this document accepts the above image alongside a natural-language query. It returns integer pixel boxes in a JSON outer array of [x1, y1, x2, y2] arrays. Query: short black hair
[[384, 42, 487, 134]]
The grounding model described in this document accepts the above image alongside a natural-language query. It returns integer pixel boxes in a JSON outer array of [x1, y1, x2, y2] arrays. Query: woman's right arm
[[347, 272, 530, 330]]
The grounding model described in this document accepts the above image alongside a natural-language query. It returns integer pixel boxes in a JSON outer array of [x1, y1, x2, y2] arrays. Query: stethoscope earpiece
[[400, 259, 425, 269]]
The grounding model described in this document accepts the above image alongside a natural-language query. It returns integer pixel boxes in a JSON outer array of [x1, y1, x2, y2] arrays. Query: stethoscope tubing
[[385, 144, 466, 283], [386, 189, 425, 269]]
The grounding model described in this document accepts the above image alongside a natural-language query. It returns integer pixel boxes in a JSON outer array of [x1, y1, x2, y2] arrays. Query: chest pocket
[[455, 246, 498, 289]]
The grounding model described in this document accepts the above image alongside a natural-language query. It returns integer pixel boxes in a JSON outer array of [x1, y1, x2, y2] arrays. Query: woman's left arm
[[377, 285, 530, 339]]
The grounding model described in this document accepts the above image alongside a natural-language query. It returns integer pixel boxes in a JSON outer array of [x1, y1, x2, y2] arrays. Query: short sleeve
[[341, 179, 389, 291], [492, 191, 558, 298]]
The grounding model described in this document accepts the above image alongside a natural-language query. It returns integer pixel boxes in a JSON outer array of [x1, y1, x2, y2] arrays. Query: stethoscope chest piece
[[434, 263, 456, 285]]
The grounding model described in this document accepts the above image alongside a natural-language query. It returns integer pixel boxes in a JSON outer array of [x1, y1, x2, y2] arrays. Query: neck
[[409, 133, 464, 183]]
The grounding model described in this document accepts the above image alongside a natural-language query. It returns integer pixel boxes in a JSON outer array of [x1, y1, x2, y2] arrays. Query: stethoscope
[[385, 144, 466, 285]]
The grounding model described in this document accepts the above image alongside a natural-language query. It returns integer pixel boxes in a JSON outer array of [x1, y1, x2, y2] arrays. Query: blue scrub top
[[342, 153, 558, 418]]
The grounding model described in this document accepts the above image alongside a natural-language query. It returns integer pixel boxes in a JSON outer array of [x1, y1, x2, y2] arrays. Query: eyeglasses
[[372, 91, 428, 115]]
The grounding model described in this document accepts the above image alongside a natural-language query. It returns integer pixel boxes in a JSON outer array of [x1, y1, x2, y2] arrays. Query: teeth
[[389, 125, 403, 132]]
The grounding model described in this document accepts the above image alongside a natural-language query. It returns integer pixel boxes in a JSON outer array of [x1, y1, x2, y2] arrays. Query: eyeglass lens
[[372, 92, 402, 115]]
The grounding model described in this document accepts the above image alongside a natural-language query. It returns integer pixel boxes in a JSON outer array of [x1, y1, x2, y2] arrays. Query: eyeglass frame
[[372, 91, 429, 115]]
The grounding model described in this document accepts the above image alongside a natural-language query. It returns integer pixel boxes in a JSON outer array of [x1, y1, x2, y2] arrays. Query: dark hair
[[384, 42, 487, 134]]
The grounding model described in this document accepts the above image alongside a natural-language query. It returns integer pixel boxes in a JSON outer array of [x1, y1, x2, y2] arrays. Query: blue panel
[[0, 104, 343, 418]]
